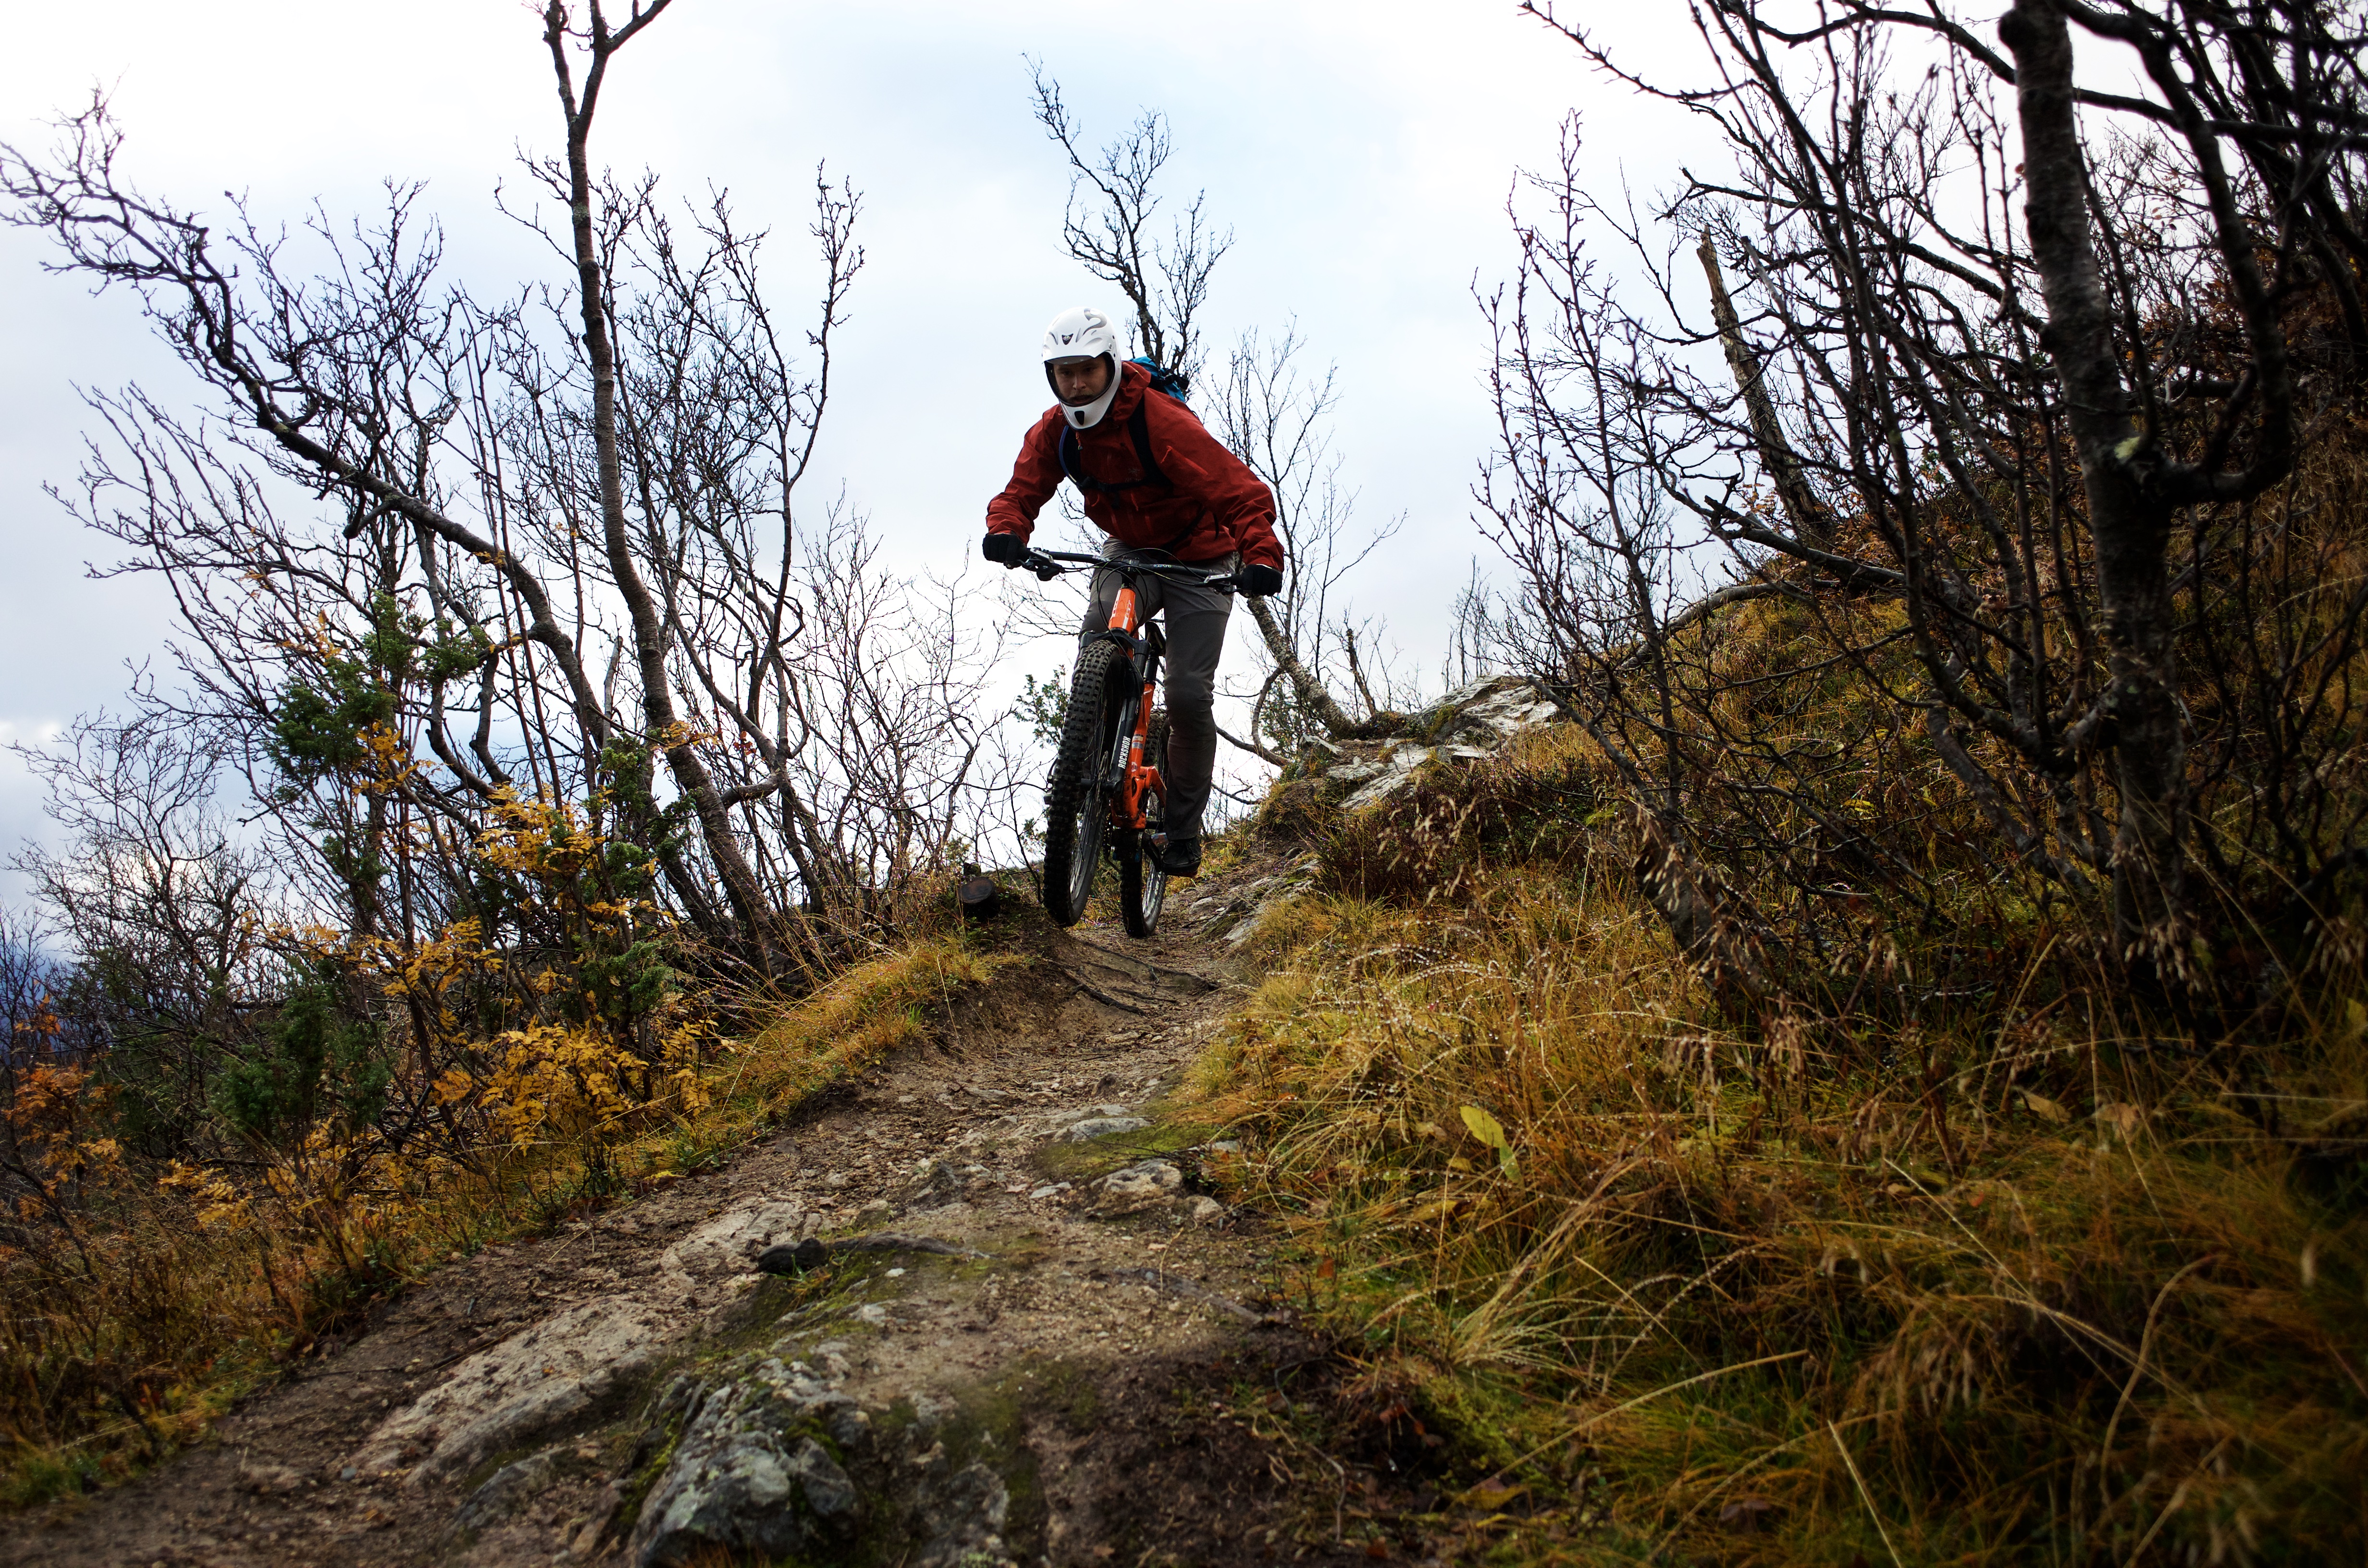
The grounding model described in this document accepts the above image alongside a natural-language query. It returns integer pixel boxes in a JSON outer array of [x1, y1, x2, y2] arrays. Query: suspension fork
[[1117, 624, 1166, 833], [1096, 580, 1167, 833]]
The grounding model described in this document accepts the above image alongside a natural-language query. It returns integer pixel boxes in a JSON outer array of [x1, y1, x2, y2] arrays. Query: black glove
[[982, 533, 1028, 567], [1238, 563, 1284, 598]]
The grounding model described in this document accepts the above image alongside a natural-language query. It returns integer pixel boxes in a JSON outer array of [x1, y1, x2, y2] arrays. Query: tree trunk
[[1696, 236, 1831, 551], [2001, 0, 2187, 971], [1242, 596, 1392, 741], [545, 1, 777, 956]]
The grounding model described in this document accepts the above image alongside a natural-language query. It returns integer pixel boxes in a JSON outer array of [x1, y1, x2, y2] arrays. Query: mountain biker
[[983, 306, 1285, 879]]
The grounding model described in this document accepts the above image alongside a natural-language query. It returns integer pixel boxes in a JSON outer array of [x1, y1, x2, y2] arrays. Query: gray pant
[[1082, 547, 1237, 841]]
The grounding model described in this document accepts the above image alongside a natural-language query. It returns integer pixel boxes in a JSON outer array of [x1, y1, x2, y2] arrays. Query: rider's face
[[1051, 355, 1111, 405]]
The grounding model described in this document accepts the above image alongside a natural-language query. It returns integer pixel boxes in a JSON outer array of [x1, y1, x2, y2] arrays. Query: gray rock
[[1060, 1115, 1147, 1142], [904, 1157, 994, 1210], [1341, 746, 1437, 813], [915, 1461, 1011, 1568], [1107, 1158, 1183, 1191], [1099, 1160, 1184, 1212], [448, 1446, 559, 1538], [1300, 674, 1561, 812], [1414, 674, 1560, 750], [236, 1462, 308, 1495], [666, 1200, 812, 1276], [629, 1377, 862, 1568], [350, 1294, 673, 1484]]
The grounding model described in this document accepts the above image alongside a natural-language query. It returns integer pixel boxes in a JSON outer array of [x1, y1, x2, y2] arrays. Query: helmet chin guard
[[1042, 305, 1124, 429]]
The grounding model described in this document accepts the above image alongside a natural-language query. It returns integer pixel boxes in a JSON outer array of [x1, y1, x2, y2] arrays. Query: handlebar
[[1018, 548, 1240, 593]]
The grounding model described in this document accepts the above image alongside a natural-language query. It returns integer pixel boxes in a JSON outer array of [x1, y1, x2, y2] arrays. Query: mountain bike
[[1023, 547, 1240, 936]]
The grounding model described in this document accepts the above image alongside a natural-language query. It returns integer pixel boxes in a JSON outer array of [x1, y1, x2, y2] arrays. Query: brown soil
[[3, 854, 1446, 1568]]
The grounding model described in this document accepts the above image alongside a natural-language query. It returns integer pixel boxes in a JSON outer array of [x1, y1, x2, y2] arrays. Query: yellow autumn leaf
[[1465, 1476, 1527, 1508], [1460, 1105, 1518, 1176], [1460, 1103, 1508, 1149]]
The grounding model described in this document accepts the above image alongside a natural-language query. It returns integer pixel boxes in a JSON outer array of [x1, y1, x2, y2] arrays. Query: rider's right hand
[[982, 532, 1029, 567]]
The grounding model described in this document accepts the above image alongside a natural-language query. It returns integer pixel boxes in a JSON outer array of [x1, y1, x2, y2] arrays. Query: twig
[[2118, 1436, 2230, 1568], [1497, 1349, 1810, 1482], [2098, 1255, 2216, 1501], [1066, 939, 1218, 991], [1217, 722, 1287, 766], [1105, 1265, 1277, 1325], [1830, 1421, 1904, 1568], [1059, 968, 1151, 1015]]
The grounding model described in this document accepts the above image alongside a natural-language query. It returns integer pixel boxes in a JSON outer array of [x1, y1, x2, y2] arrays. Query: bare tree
[[1206, 327, 1407, 755], [10, 716, 279, 1148], [1495, 0, 2368, 1006], [1028, 62, 1230, 392], [4, 0, 1007, 977]]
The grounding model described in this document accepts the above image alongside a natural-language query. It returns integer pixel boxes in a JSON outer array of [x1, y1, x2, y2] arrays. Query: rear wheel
[[1119, 708, 1171, 939], [1041, 641, 1130, 926]]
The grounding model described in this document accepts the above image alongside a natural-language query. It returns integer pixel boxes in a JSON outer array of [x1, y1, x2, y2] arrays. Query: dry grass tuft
[[0, 931, 1013, 1506], [1193, 763, 2368, 1562]]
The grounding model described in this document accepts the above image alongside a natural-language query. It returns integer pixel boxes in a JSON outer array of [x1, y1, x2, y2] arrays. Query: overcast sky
[[0, 0, 1720, 898]]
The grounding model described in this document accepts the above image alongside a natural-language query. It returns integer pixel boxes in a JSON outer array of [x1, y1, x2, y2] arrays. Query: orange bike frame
[[1103, 585, 1167, 833]]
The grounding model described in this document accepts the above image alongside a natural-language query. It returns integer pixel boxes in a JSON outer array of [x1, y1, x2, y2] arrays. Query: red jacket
[[985, 369, 1284, 571]]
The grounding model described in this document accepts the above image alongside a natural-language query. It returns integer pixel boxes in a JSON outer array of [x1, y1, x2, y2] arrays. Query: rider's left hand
[[982, 532, 1028, 567], [1239, 563, 1284, 598]]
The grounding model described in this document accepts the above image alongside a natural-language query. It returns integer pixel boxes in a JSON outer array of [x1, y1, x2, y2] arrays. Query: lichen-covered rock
[[914, 1460, 1012, 1567], [628, 1370, 863, 1568], [1339, 741, 1439, 813], [903, 1155, 995, 1210], [1272, 674, 1563, 823], [1060, 1115, 1148, 1142], [1097, 1160, 1184, 1215], [446, 1446, 559, 1539], [351, 1295, 674, 1483], [1415, 674, 1561, 748], [662, 1200, 813, 1277]]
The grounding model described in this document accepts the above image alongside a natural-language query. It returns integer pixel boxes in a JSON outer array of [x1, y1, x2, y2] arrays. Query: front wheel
[[1041, 640, 1130, 926], [1119, 709, 1171, 938]]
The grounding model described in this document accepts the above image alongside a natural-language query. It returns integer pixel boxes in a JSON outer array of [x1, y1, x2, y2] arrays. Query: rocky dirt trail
[[6, 853, 1443, 1568]]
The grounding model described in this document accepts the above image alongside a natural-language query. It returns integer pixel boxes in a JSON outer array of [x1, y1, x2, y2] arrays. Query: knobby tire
[[1042, 640, 1130, 926]]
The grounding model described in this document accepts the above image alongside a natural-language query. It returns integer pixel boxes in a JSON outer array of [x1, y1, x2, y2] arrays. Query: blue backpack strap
[[1058, 402, 1168, 493]]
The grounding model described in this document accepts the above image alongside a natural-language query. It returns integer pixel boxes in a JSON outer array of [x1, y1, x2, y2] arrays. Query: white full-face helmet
[[1041, 305, 1124, 429]]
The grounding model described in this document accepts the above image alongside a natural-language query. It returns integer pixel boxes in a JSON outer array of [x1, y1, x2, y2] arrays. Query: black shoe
[[1159, 836, 1202, 877]]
